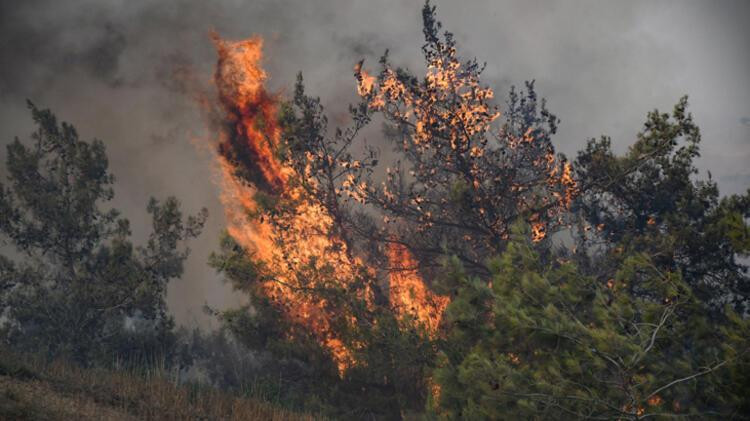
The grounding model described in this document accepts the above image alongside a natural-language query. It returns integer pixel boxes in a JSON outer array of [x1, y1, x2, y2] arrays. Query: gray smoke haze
[[1, 0, 748, 328]]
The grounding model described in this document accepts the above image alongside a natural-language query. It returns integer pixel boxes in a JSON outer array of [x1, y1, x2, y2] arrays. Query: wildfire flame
[[213, 35, 288, 193], [209, 35, 446, 374], [388, 243, 449, 335], [212, 35, 357, 373]]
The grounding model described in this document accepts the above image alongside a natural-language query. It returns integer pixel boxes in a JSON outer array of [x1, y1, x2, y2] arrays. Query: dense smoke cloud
[[1, 0, 747, 328]]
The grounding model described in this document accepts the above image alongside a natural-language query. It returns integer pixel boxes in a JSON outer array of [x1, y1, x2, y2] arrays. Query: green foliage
[[575, 97, 750, 312], [431, 97, 750, 418], [0, 102, 207, 365], [434, 223, 749, 419]]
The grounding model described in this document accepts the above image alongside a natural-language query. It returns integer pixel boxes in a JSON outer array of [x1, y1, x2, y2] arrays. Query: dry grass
[[0, 348, 321, 421]]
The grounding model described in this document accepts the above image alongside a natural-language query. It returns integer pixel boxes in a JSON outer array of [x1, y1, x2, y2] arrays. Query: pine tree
[[434, 223, 749, 419], [574, 97, 750, 312], [0, 102, 207, 364]]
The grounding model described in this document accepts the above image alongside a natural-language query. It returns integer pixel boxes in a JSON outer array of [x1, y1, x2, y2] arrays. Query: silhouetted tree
[[0, 102, 207, 364]]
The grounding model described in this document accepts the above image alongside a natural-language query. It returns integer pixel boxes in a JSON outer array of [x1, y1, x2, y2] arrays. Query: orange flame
[[213, 34, 287, 193], [211, 35, 362, 373], [388, 243, 449, 335]]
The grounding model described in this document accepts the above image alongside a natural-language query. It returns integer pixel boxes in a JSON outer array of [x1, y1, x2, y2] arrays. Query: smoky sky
[[1, 0, 748, 328]]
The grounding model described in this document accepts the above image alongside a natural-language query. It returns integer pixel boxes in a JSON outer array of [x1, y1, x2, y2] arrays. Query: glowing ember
[[355, 40, 579, 246], [647, 395, 663, 407]]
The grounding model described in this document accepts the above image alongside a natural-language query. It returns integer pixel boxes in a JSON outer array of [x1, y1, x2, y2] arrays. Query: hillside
[[0, 349, 318, 421]]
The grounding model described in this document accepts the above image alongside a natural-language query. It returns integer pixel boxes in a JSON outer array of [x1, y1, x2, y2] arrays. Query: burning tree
[[207, 33, 438, 416], [203, 2, 580, 416], [350, 4, 577, 278]]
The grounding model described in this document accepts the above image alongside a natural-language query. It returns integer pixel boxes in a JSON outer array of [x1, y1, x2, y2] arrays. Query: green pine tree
[[433, 223, 749, 419], [0, 102, 207, 364]]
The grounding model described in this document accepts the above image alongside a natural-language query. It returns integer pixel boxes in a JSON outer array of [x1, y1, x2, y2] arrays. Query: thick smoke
[[0, 0, 748, 328]]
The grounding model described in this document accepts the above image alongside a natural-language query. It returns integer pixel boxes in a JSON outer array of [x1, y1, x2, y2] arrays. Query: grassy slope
[[0, 349, 319, 421]]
